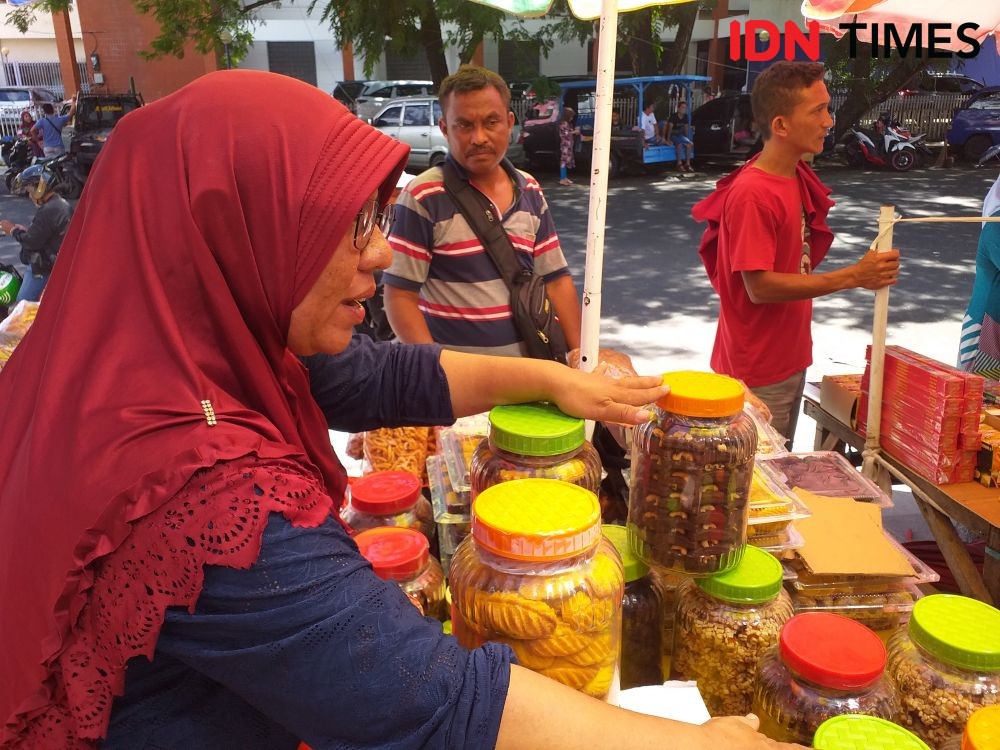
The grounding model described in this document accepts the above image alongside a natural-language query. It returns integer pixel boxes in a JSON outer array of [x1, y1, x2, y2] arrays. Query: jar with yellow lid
[[671, 545, 793, 716], [944, 704, 1000, 750], [449, 478, 623, 699], [469, 403, 601, 498], [752, 612, 900, 744], [628, 371, 756, 576], [355, 526, 447, 621], [340, 470, 435, 542], [886, 594, 1000, 749]]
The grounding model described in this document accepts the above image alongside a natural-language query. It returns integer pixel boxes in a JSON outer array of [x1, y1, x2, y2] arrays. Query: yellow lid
[[472, 478, 601, 561], [656, 370, 745, 417]]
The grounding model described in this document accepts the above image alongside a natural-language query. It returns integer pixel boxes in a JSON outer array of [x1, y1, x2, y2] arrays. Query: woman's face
[[20, 112, 32, 125], [287, 191, 391, 356]]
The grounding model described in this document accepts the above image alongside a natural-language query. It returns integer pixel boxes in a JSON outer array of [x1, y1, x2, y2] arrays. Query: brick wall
[[76, 0, 220, 101]]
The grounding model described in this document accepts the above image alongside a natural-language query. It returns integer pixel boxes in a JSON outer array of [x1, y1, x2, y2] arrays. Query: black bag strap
[[440, 160, 525, 290]]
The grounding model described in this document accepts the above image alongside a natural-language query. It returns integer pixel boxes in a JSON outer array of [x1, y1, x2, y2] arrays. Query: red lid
[[354, 527, 429, 581], [349, 470, 421, 515], [779, 612, 886, 690]]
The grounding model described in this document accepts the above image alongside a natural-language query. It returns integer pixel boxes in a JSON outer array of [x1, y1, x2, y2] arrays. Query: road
[[541, 161, 998, 451]]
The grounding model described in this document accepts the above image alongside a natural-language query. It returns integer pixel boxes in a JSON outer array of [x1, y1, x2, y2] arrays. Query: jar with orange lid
[[751, 612, 900, 744], [943, 704, 1000, 750], [469, 403, 601, 498], [355, 526, 447, 621], [671, 545, 793, 716], [340, 470, 435, 542], [886, 594, 1000, 749], [628, 371, 756, 576], [449, 478, 623, 699]]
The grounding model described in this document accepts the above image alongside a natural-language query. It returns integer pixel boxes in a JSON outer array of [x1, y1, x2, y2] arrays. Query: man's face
[[779, 79, 833, 155], [439, 87, 514, 178]]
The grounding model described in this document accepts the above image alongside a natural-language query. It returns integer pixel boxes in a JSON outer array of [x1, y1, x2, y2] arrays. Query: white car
[[371, 96, 526, 171], [354, 80, 434, 123]]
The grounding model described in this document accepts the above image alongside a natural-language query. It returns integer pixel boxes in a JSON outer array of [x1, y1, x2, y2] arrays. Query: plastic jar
[[470, 402, 602, 499], [813, 715, 930, 750], [671, 545, 792, 716], [628, 371, 756, 576], [886, 594, 1000, 749], [355, 526, 447, 621], [650, 568, 688, 679], [340, 470, 435, 542], [752, 612, 900, 744], [449, 478, 623, 699], [603, 524, 662, 690]]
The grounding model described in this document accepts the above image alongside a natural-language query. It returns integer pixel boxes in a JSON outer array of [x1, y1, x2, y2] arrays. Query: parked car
[[66, 92, 144, 176], [354, 80, 434, 122], [690, 93, 759, 162], [370, 95, 525, 171], [947, 85, 1000, 161], [0, 86, 63, 132], [900, 71, 984, 96], [332, 81, 368, 113]]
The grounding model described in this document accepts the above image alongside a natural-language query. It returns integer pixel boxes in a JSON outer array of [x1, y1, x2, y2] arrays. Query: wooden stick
[[862, 205, 895, 483]]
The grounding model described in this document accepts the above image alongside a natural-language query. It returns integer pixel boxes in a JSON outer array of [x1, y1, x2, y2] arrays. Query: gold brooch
[[200, 399, 217, 427]]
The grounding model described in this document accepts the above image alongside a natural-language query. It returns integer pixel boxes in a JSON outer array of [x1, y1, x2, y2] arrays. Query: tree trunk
[[833, 45, 925, 141], [417, 3, 451, 87], [664, 3, 698, 75], [623, 9, 657, 76]]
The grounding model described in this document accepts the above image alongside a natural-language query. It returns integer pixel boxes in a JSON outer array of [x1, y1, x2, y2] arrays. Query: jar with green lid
[[886, 594, 1000, 749], [752, 612, 900, 744], [813, 715, 930, 750], [671, 544, 793, 716], [449, 479, 623, 699], [355, 526, 447, 621], [341, 470, 435, 542], [603, 524, 663, 689], [469, 402, 601, 498], [628, 371, 755, 577], [948, 704, 1000, 750]]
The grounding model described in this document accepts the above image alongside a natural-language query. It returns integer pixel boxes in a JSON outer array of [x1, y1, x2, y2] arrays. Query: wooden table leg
[[986, 547, 1000, 606], [914, 496, 995, 605]]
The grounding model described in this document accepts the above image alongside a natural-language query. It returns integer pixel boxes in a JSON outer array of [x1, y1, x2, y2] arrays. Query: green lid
[[813, 715, 930, 750], [908, 594, 1000, 672], [603, 524, 648, 583], [488, 402, 585, 457], [0, 270, 21, 306], [696, 545, 782, 604]]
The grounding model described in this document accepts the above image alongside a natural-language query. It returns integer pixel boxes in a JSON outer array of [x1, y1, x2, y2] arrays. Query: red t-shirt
[[710, 167, 817, 387]]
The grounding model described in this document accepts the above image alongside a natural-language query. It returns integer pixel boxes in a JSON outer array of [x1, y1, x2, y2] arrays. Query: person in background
[[31, 97, 76, 157], [0, 164, 72, 302], [665, 99, 694, 172], [558, 106, 580, 186], [958, 173, 1000, 377], [17, 110, 44, 158], [639, 101, 660, 146], [693, 61, 900, 447], [0, 70, 804, 750]]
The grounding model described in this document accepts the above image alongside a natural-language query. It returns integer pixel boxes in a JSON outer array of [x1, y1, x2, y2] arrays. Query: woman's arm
[[439, 349, 668, 424]]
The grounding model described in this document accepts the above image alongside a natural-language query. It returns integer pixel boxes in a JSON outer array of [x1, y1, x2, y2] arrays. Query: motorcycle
[[12, 152, 85, 201], [3, 136, 37, 192], [843, 113, 924, 172]]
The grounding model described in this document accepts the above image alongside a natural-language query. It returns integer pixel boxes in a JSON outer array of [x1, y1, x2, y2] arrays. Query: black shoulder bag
[[441, 162, 567, 362]]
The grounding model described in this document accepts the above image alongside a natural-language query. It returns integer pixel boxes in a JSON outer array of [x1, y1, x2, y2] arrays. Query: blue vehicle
[[521, 75, 710, 177], [946, 85, 1000, 162]]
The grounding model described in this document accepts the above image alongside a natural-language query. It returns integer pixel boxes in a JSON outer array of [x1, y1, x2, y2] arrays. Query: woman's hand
[[542, 362, 666, 425], [694, 715, 807, 749]]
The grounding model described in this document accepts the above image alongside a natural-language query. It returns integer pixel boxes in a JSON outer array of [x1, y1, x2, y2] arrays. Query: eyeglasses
[[353, 198, 395, 250]]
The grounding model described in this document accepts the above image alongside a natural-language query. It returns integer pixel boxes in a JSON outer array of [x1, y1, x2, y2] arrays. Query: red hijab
[[0, 71, 408, 740]]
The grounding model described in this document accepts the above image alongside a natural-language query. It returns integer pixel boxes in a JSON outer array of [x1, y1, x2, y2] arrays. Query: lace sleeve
[[148, 511, 513, 749]]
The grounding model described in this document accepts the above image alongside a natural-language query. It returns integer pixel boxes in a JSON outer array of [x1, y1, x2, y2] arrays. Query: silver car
[[354, 80, 434, 123], [371, 96, 525, 171]]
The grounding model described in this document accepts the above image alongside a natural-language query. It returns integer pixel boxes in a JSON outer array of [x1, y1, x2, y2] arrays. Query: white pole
[[862, 205, 895, 482], [578, 0, 619, 376]]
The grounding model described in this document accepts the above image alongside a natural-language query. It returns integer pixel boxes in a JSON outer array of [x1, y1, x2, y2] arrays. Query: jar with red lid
[[355, 526, 447, 621], [340, 470, 434, 543], [752, 612, 900, 744]]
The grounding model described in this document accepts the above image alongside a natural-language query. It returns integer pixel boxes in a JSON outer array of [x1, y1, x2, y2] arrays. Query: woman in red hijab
[[0, 71, 801, 750]]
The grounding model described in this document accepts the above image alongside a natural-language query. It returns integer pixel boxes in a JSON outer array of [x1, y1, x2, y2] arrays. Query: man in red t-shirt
[[693, 62, 900, 445]]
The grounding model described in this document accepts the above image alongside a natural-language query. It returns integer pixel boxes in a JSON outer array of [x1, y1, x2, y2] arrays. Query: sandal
[[559, 178, 573, 186]]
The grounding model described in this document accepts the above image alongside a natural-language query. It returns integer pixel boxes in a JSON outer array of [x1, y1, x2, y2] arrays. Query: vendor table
[[802, 383, 1000, 606]]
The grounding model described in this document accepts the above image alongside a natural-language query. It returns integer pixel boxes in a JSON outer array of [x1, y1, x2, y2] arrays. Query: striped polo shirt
[[383, 157, 570, 357]]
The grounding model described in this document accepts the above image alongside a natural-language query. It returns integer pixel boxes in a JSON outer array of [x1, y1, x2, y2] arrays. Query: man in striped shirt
[[383, 65, 582, 358]]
